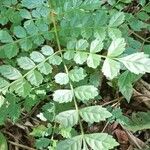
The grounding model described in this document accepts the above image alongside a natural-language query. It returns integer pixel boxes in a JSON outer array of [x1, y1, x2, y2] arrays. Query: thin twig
[[102, 121, 109, 133], [129, 29, 150, 43], [101, 97, 124, 132], [8, 141, 36, 150], [2, 131, 16, 141], [102, 97, 124, 107], [49, 2, 85, 135]]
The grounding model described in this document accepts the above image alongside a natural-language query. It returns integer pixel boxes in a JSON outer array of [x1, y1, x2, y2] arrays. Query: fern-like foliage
[[0, 0, 150, 149]]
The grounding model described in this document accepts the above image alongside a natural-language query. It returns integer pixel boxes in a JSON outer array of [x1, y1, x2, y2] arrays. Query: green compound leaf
[[139, 0, 146, 6], [85, 133, 119, 150], [30, 125, 51, 138], [0, 65, 22, 80], [124, 111, 150, 132], [144, 45, 150, 55], [74, 85, 98, 101], [19, 9, 32, 19], [13, 26, 27, 38], [67, 39, 77, 50], [35, 138, 50, 150], [30, 51, 45, 63], [0, 132, 8, 150], [118, 71, 139, 102], [2, 0, 17, 6], [108, 38, 126, 57], [17, 57, 35, 70], [90, 39, 103, 53], [10, 79, 31, 97], [41, 102, 55, 121], [4, 93, 21, 122], [69, 67, 87, 82], [32, 35, 44, 46], [24, 20, 38, 35], [54, 73, 69, 85], [19, 38, 33, 51], [41, 45, 54, 56], [0, 43, 19, 59], [94, 27, 106, 41], [108, 107, 129, 125], [38, 62, 52, 75], [80, 106, 112, 123], [102, 58, 120, 79], [108, 28, 122, 40], [76, 39, 89, 50], [74, 52, 88, 64], [118, 52, 150, 74], [89, 71, 101, 87], [137, 11, 150, 21], [49, 55, 62, 65], [57, 135, 82, 150], [143, 3, 150, 13], [87, 54, 101, 68], [21, 0, 45, 9], [109, 12, 125, 27], [55, 110, 78, 127], [31, 6, 49, 18], [26, 70, 43, 86], [59, 127, 72, 138], [0, 77, 9, 90], [0, 30, 13, 43], [53, 90, 73, 103], [64, 50, 75, 60]]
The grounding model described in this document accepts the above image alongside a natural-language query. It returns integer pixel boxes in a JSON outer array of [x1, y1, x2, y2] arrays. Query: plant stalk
[[50, 6, 85, 136]]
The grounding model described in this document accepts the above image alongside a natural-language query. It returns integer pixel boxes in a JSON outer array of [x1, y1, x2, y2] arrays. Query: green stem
[[51, 122, 56, 141], [50, 12, 63, 57], [64, 65, 84, 135], [50, 6, 85, 136]]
